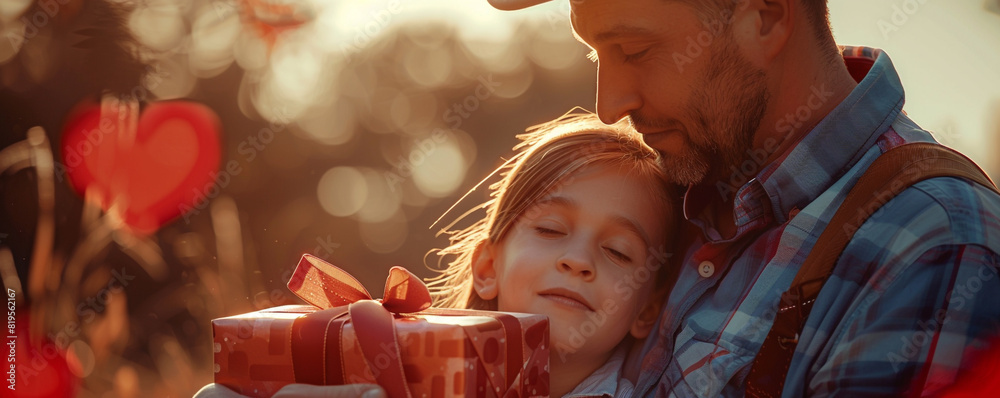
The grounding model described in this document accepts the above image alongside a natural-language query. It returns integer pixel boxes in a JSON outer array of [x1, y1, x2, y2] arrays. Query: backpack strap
[[744, 143, 1000, 398]]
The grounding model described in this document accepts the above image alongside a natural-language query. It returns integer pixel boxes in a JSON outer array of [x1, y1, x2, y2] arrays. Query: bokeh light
[[189, 5, 241, 77], [357, 168, 402, 223], [412, 138, 467, 198], [128, 3, 186, 52], [294, 99, 357, 145], [317, 166, 367, 217]]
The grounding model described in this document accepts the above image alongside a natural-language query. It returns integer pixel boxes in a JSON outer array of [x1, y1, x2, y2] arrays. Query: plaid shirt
[[631, 46, 1000, 397]]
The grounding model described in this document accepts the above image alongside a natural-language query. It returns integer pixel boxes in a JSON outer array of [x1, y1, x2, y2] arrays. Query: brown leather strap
[[745, 143, 999, 397]]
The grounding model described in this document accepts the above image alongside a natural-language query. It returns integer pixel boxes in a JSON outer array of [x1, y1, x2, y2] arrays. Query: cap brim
[[487, 0, 553, 10]]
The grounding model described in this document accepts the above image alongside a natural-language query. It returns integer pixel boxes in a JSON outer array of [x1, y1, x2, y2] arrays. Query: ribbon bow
[[287, 254, 432, 313], [285, 254, 432, 398]]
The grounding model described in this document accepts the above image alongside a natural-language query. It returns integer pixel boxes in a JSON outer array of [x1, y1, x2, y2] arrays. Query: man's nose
[[557, 242, 597, 281], [596, 64, 642, 124]]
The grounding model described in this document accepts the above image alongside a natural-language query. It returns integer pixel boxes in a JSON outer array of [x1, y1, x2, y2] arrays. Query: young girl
[[428, 112, 679, 397]]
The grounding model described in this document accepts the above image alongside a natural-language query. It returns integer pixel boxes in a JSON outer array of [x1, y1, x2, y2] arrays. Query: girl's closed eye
[[604, 246, 633, 263], [604, 235, 640, 264], [534, 225, 565, 237]]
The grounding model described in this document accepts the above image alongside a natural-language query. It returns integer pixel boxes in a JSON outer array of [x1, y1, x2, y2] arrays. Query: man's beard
[[632, 34, 770, 187]]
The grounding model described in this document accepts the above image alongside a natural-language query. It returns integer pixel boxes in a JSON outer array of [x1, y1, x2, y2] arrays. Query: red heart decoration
[[0, 311, 79, 398], [61, 100, 221, 235]]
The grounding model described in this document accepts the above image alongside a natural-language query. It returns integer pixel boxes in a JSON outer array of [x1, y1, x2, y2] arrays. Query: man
[[498, 0, 1000, 396], [199, 0, 1000, 396]]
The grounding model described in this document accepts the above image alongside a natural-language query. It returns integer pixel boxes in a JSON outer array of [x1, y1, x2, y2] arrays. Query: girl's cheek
[[495, 293, 521, 313]]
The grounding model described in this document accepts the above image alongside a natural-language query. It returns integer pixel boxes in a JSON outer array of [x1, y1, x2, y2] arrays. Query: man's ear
[[735, 0, 793, 64], [471, 241, 499, 300], [630, 293, 664, 340]]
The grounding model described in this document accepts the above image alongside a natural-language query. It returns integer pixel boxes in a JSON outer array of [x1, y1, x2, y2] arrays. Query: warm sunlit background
[[0, 0, 998, 396]]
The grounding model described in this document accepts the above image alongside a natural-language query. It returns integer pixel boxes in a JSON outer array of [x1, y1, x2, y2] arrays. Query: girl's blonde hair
[[426, 111, 678, 310]]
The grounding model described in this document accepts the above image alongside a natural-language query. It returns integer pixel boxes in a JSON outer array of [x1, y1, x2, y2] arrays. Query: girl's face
[[472, 163, 670, 364]]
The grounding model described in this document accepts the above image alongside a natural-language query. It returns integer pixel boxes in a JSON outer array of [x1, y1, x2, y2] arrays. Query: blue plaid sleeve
[[785, 179, 1000, 397]]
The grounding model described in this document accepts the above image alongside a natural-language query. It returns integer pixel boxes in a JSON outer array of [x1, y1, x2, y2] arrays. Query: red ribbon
[[286, 254, 433, 398]]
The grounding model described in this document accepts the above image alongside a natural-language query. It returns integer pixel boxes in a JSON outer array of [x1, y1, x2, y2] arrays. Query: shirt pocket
[[673, 320, 759, 397]]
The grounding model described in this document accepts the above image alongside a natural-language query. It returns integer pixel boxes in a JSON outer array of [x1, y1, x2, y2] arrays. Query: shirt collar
[[564, 342, 633, 398], [683, 46, 905, 239]]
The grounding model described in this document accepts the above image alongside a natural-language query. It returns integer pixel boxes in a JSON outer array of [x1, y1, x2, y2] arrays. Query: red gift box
[[212, 254, 550, 397]]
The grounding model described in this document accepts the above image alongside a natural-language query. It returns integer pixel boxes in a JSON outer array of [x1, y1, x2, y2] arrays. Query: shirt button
[[698, 261, 715, 278]]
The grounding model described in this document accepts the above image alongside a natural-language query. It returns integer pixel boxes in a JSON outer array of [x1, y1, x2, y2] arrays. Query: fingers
[[272, 384, 387, 398], [192, 384, 250, 398]]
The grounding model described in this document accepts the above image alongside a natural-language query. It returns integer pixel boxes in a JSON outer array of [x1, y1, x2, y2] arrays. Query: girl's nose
[[557, 243, 596, 281]]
